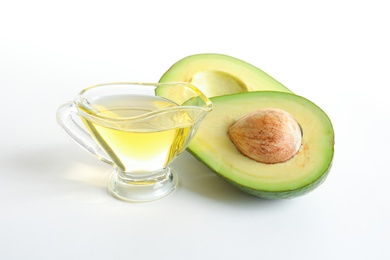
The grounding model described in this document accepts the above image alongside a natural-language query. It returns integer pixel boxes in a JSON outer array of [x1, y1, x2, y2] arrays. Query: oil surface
[[80, 95, 193, 173]]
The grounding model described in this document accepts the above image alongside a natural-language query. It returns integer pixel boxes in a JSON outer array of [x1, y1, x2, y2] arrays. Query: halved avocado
[[187, 91, 334, 199], [159, 53, 292, 97]]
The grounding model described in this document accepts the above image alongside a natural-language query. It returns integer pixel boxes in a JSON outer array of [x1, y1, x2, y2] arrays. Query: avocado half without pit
[[158, 53, 335, 199], [159, 53, 292, 96]]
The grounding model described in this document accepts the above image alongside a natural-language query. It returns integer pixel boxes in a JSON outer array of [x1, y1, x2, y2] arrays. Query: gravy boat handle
[[56, 102, 114, 166]]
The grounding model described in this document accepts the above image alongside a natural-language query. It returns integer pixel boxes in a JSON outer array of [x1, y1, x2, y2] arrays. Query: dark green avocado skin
[[188, 149, 333, 199]]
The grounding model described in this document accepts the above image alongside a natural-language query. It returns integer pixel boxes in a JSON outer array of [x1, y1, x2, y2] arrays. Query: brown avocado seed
[[228, 108, 302, 164]]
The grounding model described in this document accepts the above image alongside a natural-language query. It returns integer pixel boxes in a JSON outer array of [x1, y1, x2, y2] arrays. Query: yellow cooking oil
[[79, 95, 193, 173]]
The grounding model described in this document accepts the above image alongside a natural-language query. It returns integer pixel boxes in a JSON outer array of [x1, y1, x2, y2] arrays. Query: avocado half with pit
[[186, 91, 334, 199], [159, 53, 292, 97]]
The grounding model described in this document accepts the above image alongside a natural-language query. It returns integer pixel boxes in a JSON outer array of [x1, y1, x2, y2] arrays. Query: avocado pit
[[228, 108, 302, 164]]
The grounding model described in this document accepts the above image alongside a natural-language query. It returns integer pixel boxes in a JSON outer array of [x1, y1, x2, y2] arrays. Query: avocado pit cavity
[[228, 108, 302, 164], [191, 71, 248, 97]]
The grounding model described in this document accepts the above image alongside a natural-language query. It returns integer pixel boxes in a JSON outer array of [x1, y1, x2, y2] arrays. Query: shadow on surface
[[5, 141, 110, 189], [171, 151, 290, 207], [4, 143, 292, 206]]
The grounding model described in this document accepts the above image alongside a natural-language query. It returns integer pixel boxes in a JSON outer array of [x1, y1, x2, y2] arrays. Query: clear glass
[[57, 82, 212, 202]]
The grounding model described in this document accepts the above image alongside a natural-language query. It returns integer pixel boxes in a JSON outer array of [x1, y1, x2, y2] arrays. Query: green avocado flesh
[[187, 91, 334, 199], [159, 53, 292, 97]]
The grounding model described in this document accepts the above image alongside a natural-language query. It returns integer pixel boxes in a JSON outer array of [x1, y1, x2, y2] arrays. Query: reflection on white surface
[[64, 162, 108, 188]]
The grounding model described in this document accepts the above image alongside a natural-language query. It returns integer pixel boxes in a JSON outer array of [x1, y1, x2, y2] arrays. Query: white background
[[1, 0, 389, 259]]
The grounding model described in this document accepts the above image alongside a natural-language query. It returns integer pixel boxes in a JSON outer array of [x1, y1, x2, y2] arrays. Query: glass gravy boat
[[57, 82, 212, 202]]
